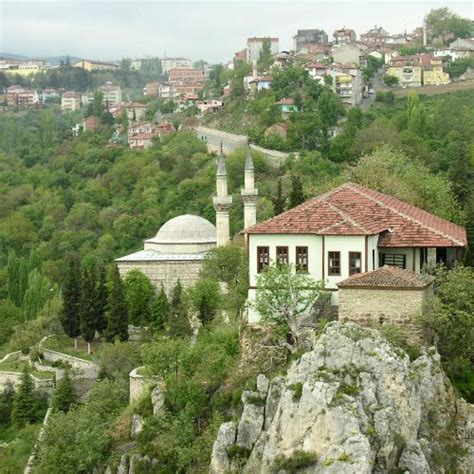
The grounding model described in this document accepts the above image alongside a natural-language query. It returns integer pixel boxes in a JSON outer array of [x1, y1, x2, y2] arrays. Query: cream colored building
[[61, 91, 81, 111], [73, 59, 118, 71], [244, 182, 466, 323], [422, 58, 450, 85], [386, 63, 422, 88]]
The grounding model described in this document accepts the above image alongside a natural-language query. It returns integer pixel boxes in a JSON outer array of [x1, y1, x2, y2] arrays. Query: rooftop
[[337, 266, 435, 290], [244, 182, 466, 248]]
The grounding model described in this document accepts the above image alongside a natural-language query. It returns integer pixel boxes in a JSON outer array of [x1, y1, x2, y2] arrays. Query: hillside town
[[0, 3, 473, 473]]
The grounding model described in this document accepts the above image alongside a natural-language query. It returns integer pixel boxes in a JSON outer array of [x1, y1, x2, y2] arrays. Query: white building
[[243, 182, 466, 322], [98, 82, 122, 105], [161, 57, 192, 74], [61, 91, 81, 111], [246, 37, 279, 64]]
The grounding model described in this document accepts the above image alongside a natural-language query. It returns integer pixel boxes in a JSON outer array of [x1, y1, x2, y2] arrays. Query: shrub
[[288, 382, 303, 402], [273, 450, 318, 473]]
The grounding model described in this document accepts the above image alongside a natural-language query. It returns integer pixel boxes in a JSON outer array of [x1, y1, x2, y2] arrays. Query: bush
[[273, 450, 318, 473], [383, 75, 399, 87], [288, 382, 303, 401]]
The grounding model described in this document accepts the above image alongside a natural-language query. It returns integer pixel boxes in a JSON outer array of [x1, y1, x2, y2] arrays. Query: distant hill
[[0, 52, 29, 60], [0, 53, 82, 65]]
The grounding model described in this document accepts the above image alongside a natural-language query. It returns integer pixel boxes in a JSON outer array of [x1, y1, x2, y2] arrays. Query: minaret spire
[[241, 141, 258, 229], [213, 143, 232, 246]]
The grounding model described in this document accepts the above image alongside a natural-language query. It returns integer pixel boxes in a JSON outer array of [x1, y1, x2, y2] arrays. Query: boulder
[[211, 322, 472, 473], [116, 454, 128, 474], [209, 421, 237, 474], [130, 414, 144, 438]]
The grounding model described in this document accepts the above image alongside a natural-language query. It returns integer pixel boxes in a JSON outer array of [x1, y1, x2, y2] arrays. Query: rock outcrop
[[211, 322, 473, 473]]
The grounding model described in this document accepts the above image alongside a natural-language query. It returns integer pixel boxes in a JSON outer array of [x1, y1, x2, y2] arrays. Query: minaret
[[241, 143, 258, 229], [213, 144, 233, 246]]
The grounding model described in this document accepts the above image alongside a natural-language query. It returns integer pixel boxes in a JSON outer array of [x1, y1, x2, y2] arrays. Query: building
[[6, 85, 26, 107], [197, 99, 223, 114], [73, 59, 119, 71], [98, 82, 122, 104], [243, 182, 466, 322], [128, 122, 174, 149], [16, 90, 40, 109], [72, 115, 100, 135], [275, 98, 298, 113], [248, 75, 273, 93], [5, 61, 48, 76], [337, 266, 435, 326], [144, 81, 160, 97], [246, 37, 279, 64], [360, 26, 389, 46], [304, 63, 330, 82], [124, 102, 147, 122], [326, 65, 363, 106], [169, 68, 205, 83], [331, 43, 364, 66], [234, 49, 247, 63], [174, 82, 204, 98], [449, 38, 474, 50], [116, 146, 257, 291], [161, 57, 192, 74], [61, 91, 81, 111], [293, 29, 328, 51], [387, 54, 449, 87], [131, 59, 142, 71], [422, 56, 450, 85], [333, 28, 357, 44], [42, 89, 60, 103]]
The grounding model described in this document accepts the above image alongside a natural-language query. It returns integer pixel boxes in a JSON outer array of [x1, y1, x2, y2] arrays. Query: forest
[[0, 85, 472, 471]]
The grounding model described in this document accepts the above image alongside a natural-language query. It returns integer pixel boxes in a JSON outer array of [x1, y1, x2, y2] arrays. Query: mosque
[[115, 146, 258, 292]]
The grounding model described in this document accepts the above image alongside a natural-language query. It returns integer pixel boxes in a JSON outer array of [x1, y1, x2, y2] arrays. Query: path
[[194, 126, 289, 164]]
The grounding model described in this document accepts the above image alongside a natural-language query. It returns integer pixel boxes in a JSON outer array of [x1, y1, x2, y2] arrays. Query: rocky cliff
[[210, 322, 473, 473]]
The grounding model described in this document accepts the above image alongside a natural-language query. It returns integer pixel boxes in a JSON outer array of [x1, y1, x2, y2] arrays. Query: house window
[[349, 252, 362, 275], [296, 247, 308, 272], [328, 251, 340, 276], [276, 246, 289, 266], [381, 253, 406, 269], [257, 246, 269, 273]]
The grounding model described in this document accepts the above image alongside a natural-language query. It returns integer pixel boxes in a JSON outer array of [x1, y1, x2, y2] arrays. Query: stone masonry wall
[[41, 348, 99, 379], [129, 366, 159, 403], [118, 260, 203, 294], [338, 287, 431, 325]]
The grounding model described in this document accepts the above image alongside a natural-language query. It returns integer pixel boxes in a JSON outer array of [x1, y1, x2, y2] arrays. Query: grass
[[0, 423, 40, 474], [0, 360, 54, 380], [42, 335, 101, 361], [272, 450, 318, 473]]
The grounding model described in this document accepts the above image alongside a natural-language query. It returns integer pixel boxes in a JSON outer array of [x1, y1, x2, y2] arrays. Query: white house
[[243, 182, 467, 322]]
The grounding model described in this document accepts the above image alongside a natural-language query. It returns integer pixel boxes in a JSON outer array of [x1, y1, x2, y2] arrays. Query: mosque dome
[[144, 214, 217, 254]]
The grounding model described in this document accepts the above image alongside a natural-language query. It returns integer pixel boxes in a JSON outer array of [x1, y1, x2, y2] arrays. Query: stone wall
[[118, 260, 203, 294], [129, 366, 159, 403], [40, 348, 99, 379], [0, 371, 55, 397], [338, 286, 433, 325]]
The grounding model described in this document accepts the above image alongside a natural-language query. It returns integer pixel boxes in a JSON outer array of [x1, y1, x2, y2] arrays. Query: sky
[[0, 0, 472, 63]]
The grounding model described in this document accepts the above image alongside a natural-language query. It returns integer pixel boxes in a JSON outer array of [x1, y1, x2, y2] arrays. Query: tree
[[79, 266, 97, 354], [94, 266, 108, 335], [257, 38, 273, 71], [22, 269, 53, 321], [383, 75, 399, 87], [12, 368, 40, 426], [51, 371, 76, 413], [418, 266, 474, 402], [0, 383, 15, 424], [105, 267, 129, 342], [254, 263, 325, 351], [6, 252, 28, 307], [272, 178, 286, 215], [122, 269, 155, 326], [59, 258, 81, 349], [152, 285, 170, 331], [448, 141, 473, 203], [407, 91, 426, 135], [425, 7, 472, 42], [168, 280, 191, 338], [288, 174, 305, 209], [190, 279, 221, 325]]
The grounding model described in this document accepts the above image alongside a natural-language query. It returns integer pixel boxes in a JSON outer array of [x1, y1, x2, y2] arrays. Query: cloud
[[1, 1, 472, 62]]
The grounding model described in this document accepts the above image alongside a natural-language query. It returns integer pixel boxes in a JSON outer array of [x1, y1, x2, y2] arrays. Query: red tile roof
[[337, 265, 435, 289], [244, 182, 467, 247]]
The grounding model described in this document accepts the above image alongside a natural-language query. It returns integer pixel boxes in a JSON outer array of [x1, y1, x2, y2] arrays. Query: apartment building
[[73, 59, 119, 71], [61, 91, 81, 111], [168, 68, 205, 83], [98, 82, 122, 104], [293, 29, 328, 51], [161, 57, 192, 74], [246, 37, 279, 64], [333, 28, 357, 44]]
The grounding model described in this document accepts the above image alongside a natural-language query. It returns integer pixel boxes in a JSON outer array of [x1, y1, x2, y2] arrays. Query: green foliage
[[59, 258, 81, 341], [79, 266, 97, 347], [257, 38, 274, 72], [418, 265, 474, 401], [122, 269, 156, 326], [151, 285, 170, 331], [272, 450, 318, 473], [272, 177, 286, 215], [445, 58, 474, 78], [288, 174, 305, 209], [383, 75, 399, 87], [407, 91, 427, 135], [425, 7, 472, 42], [289, 382, 303, 401], [51, 370, 77, 413], [96, 340, 142, 380], [0, 383, 15, 425], [11, 368, 43, 427], [254, 263, 325, 345], [189, 278, 221, 325], [168, 280, 191, 338], [105, 266, 128, 343], [35, 377, 128, 473]]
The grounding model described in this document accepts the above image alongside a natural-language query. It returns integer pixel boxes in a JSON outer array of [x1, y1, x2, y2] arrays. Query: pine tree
[[272, 178, 286, 215], [79, 266, 97, 354], [12, 368, 39, 427], [52, 371, 76, 413], [168, 280, 191, 338], [152, 285, 170, 331], [59, 258, 81, 348], [7, 253, 29, 308], [94, 266, 108, 335], [105, 266, 129, 342], [288, 175, 305, 209]]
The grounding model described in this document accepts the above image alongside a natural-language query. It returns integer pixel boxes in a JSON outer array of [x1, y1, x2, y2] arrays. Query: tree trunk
[[87, 342, 91, 355], [74, 338, 78, 349]]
